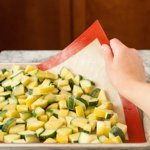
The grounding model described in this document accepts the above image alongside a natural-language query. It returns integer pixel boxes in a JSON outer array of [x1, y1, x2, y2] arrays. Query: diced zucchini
[[58, 109, 69, 118], [25, 135, 39, 143], [57, 79, 69, 87], [27, 89, 33, 95], [60, 67, 74, 80], [21, 75, 30, 86], [68, 111, 77, 117], [20, 112, 32, 121], [0, 100, 9, 110], [0, 91, 11, 99], [46, 109, 59, 118], [96, 121, 111, 137], [80, 79, 95, 94], [98, 90, 109, 102], [116, 123, 127, 135], [40, 130, 56, 140], [67, 124, 79, 133], [27, 120, 44, 131], [27, 117, 37, 122], [2, 80, 12, 91], [90, 88, 101, 98], [16, 118, 25, 124], [75, 97, 88, 110], [11, 74, 23, 88], [8, 95, 18, 104], [78, 132, 97, 143], [69, 133, 80, 143], [16, 105, 28, 112], [45, 71, 57, 80], [72, 85, 83, 97], [110, 126, 126, 142], [0, 97, 5, 103], [60, 85, 71, 92], [0, 110, 7, 119], [0, 76, 6, 83], [0, 68, 7, 74], [36, 128, 44, 137], [19, 130, 36, 138], [31, 97, 48, 110], [110, 113, 118, 125], [32, 107, 45, 117], [44, 138, 57, 144], [25, 95, 39, 109], [74, 75, 83, 85], [0, 130, 7, 142], [36, 70, 45, 79], [58, 100, 67, 109], [0, 86, 4, 93], [66, 96, 75, 111], [11, 65, 22, 73], [39, 85, 55, 95], [88, 98, 99, 106], [99, 135, 109, 144], [75, 106, 85, 117], [25, 65, 37, 73], [71, 117, 88, 128], [56, 133, 68, 143], [2, 118, 16, 132], [3, 104, 16, 110], [5, 110, 19, 118], [4, 134, 20, 143], [66, 116, 74, 125], [99, 102, 113, 110], [93, 108, 106, 118], [57, 127, 72, 136], [85, 107, 95, 117], [105, 110, 114, 119], [9, 124, 25, 134], [47, 103, 59, 110], [38, 114, 48, 122], [54, 94, 68, 102], [45, 119, 63, 130], [68, 79, 74, 90], [43, 94, 54, 104], [83, 124, 92, 133], [13, 84, 25, 96], [0, 66, 127, 144]]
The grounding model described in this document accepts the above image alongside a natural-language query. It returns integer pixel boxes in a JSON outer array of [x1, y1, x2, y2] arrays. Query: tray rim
[[0, 143, 149, 148]]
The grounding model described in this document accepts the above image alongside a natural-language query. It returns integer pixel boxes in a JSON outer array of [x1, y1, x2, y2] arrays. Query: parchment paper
[[49, 39, 126, 124]]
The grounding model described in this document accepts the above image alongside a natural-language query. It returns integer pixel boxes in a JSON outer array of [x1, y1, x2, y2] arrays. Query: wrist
[[117, 79, 145, 99]]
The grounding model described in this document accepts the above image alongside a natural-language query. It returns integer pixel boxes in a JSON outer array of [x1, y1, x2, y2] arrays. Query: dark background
[[0, 0, 150, 50]]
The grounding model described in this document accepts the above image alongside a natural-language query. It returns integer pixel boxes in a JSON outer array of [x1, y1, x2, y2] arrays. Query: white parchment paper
[[49, 39, 126, 124]]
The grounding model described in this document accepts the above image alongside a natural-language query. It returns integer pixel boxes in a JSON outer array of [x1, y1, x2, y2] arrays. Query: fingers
[[101, 44, 113, 66], [110, 38, 128, 55]]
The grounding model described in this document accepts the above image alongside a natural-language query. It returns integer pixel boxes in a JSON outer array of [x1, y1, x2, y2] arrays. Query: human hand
[[102, 38, 145, 96]]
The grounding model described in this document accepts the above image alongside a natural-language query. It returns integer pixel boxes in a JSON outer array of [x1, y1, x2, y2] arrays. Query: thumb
[[101, 44, 113, 66]]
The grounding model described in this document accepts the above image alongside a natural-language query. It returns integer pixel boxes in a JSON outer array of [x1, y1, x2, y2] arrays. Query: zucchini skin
[[90, 88, 101, 98], [110, 126, 125, 142], [67, 96, 75, 111], [2, 118, 16, 132], [40, 130, 56, 140], [76, 97, 88, 108]]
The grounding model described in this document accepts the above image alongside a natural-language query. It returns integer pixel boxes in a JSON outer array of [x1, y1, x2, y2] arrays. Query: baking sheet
[[0, 20, 149, 149], [38, 20, 145, 143]]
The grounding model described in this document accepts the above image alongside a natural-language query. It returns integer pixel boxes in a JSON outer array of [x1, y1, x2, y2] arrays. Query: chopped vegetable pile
[[0, 65, 127, 144]]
